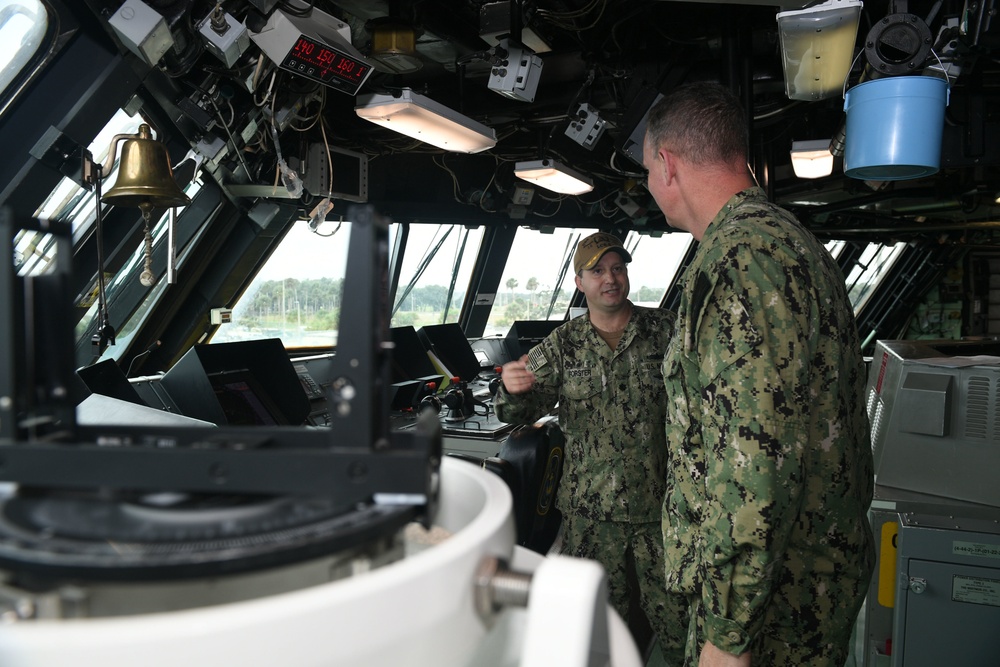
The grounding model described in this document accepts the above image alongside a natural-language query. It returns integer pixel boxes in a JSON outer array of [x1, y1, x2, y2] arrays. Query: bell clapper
[[139, 204, 155, 287]]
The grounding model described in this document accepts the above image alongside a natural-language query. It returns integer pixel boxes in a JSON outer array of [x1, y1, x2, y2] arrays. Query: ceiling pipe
[[793, 187, 950, 217], [810, 219, 1000, 234]]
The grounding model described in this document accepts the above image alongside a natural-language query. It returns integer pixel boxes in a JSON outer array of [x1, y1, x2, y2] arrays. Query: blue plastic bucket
[[843, 75, 949, 180]]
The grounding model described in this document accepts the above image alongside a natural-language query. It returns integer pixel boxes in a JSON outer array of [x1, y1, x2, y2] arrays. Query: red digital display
[[282, 35, 372, 93]]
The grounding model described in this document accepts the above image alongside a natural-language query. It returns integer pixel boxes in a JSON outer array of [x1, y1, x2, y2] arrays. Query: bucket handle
[[842, 49, 865, 100], [842, 48, 951, 102]]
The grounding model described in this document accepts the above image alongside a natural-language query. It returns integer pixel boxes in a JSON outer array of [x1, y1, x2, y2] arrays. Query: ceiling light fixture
[[514, 159, 594, 195], [790, 139, 835, 179], [776, 0, 863, 101], [354, 88, 496, 153]]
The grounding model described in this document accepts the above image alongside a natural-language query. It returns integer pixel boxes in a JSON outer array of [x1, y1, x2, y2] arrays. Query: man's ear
[[659, 147, 677, 185], [574, 273, 583, 291]]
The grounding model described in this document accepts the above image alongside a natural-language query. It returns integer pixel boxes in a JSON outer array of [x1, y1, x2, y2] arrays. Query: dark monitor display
[[417, 323, 482, 382], [390, 326, 437, 383], [77, 358, 145, 406], [209, 369, 288, 426], [304, 144, 368, 203], [505, 320, 564, 360], [160, 338, 310, 426]]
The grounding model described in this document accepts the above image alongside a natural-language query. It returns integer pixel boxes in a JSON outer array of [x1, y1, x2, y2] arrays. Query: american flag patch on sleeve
[[526, 345, 548, 372]]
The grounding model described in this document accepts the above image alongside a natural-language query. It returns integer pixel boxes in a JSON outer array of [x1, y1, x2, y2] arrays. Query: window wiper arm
[[391, 225, 454, 317], [546, 232, 580, 318], [442, 228, 470, 324]]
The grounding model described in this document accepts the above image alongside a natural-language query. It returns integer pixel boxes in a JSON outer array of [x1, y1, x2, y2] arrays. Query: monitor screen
[[304, 143, 368, 202], [209, 369, 288, 426], [161, 338, 310, 426], [417, 324, 482, 382], [504, 320, 564, 360], [76, 358, 145, 406], [390, 326, 437, 383]]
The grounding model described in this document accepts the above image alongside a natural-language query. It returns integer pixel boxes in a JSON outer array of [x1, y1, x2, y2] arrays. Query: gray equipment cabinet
[[863, 339, 1000, 666], [865, 489, 1000, 666]]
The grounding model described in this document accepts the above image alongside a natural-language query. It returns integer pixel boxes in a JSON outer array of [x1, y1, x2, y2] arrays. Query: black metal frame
[[0, 209, 77, 441], [0, 205, 439, 522]]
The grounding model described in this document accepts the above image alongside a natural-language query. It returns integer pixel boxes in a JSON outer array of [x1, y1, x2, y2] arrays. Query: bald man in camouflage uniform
[[642, 82, 874, 667], [494, 232, 686, 664]]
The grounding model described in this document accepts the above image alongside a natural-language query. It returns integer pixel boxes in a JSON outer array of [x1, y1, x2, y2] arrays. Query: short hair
[[645, 82, 748, 167]]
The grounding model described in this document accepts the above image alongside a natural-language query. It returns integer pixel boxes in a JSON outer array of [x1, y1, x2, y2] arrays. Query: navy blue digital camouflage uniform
[[661, 187, 875, 666], [494, 304, 686, 663]]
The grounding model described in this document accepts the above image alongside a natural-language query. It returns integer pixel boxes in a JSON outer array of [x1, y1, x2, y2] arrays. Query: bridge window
[[34, 108, 146, 235], [213, 220, 486, 350], [19, 108, 143, 281], [845, 241, 906, 313], [488, 226, 598, 337], [623, 230, 692, 306], [214, 219, 353, 349], [484, 228, 692, 336], [391, 223, 485, 329]]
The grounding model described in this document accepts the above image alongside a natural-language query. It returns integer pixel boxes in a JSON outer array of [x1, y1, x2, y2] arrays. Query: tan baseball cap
[[573, 232, 632, 274]]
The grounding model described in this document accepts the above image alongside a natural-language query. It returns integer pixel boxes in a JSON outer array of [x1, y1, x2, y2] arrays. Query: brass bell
[[102, 124, 191, 210]]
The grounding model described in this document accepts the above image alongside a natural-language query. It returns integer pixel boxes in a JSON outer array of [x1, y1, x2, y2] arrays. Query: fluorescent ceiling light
[[514, 159, 594, 195], [355, 88, 496, 153], [791, 139, 834, 179], [777, 0, 862, 101]]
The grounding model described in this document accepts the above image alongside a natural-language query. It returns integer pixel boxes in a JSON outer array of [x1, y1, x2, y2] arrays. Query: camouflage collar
[[704, 187, 767, 238]]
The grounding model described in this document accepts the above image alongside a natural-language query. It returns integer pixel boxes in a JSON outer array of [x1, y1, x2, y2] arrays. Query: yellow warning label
[[877, 520, 898, 608]]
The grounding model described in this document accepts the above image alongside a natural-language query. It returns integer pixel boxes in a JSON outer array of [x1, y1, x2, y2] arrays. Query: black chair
[[447, 420, 564, 554]]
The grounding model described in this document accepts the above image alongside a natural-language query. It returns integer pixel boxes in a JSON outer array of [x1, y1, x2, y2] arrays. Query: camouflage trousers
[[560, 513, 687, 665]]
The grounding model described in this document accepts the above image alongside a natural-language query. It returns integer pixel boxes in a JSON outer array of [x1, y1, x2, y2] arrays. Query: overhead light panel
[[355, 89, 497, 153], [790, 140, 835, 179], [777, 0, 863, 101], [514, 159, 594, 195]]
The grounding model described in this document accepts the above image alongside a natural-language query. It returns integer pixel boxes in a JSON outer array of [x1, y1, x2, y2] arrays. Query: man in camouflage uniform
[[642, 82, 875, 667], [494, 232, 686, 664]]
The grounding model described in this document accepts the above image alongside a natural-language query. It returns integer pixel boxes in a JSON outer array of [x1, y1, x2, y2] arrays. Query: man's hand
[[500, 355, 535, 394], [699, 641, 750, 667]]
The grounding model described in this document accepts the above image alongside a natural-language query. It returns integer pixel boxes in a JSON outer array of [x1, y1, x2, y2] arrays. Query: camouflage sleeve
[[692, 243, 809, 654], [492, 336, 562, 425]]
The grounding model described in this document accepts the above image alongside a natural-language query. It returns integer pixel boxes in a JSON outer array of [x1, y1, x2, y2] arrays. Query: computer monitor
[[209, 368, 288, 426], [504, 320, 564, 360], [389, 326, 437, 383], [303, 144, 369, 203], [417, 324, 482, 383], [160, 338, 310, 426], [76, 358, 145, 406]]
